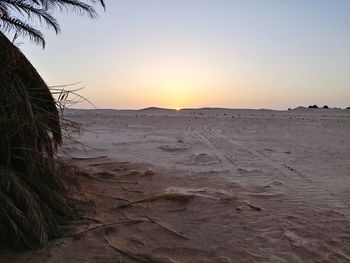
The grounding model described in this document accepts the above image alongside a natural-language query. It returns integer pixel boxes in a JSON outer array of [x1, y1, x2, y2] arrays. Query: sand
[[1, 107, 350, 262]]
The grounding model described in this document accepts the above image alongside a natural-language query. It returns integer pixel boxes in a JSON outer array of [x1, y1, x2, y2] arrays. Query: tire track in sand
[[200, 124, 350, 215], [202, 124, 309, 180], [184, 126, 235, 170]]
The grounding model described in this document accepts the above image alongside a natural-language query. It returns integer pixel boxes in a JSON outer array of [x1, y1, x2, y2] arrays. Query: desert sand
[[2, 107, 350, 262]]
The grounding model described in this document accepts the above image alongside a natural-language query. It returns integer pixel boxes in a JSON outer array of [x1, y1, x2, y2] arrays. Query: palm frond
[[0, 14, 45, 47], [0, 0, 105, 47]]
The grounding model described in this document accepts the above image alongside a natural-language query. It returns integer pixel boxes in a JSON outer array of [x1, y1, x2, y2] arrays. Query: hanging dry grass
[[0, 32, 77, 248]]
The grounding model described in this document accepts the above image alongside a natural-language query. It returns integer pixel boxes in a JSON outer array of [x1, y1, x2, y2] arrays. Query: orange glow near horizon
[[75, 43, 350, 110], [90, 51, 243, 110]]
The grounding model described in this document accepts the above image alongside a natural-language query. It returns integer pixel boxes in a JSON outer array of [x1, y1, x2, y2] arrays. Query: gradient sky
[[20, 0, 350, 109]]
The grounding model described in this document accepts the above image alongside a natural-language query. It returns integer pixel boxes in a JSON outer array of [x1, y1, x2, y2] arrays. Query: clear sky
[[21, 0, 350, 109]]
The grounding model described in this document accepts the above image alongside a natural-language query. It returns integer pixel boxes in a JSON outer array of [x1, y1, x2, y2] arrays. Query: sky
[[20, 0, 350, 110]]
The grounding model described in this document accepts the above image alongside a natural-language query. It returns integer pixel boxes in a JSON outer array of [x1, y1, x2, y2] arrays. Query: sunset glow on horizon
[[20, 0, 350, 110]]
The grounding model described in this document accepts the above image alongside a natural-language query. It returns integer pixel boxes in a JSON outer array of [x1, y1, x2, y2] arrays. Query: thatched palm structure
[[0, 31, 67, 247], [0, 0, 104, 248]]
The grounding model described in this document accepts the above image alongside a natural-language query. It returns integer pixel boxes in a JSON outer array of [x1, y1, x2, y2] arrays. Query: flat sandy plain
[[2, 107, 350, 262], [64, 107, 350, 215]]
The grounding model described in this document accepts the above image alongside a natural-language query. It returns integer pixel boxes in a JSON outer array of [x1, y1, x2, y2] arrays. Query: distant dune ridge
[[128, 105, 349, 112], [66, 106, 349, 119]]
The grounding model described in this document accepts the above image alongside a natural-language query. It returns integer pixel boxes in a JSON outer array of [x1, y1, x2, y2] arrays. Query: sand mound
[[158, 144, 191, 152], [181, 153, 221, 165]]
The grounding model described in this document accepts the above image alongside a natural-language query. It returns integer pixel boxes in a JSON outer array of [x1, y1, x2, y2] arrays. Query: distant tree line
[[288, 105, 350, 110], [307, 105, 349, 109]]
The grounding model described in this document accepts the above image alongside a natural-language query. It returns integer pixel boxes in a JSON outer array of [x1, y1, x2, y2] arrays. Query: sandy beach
[[2, 107, 350, 262]]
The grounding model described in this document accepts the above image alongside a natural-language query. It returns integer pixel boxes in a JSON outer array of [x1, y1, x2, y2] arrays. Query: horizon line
[[67, 105, 349, 111]]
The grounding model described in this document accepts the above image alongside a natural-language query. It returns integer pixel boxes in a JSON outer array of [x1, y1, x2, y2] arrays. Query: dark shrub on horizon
[[323, 105, 329, 109], [308, 105, 319, 109]]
